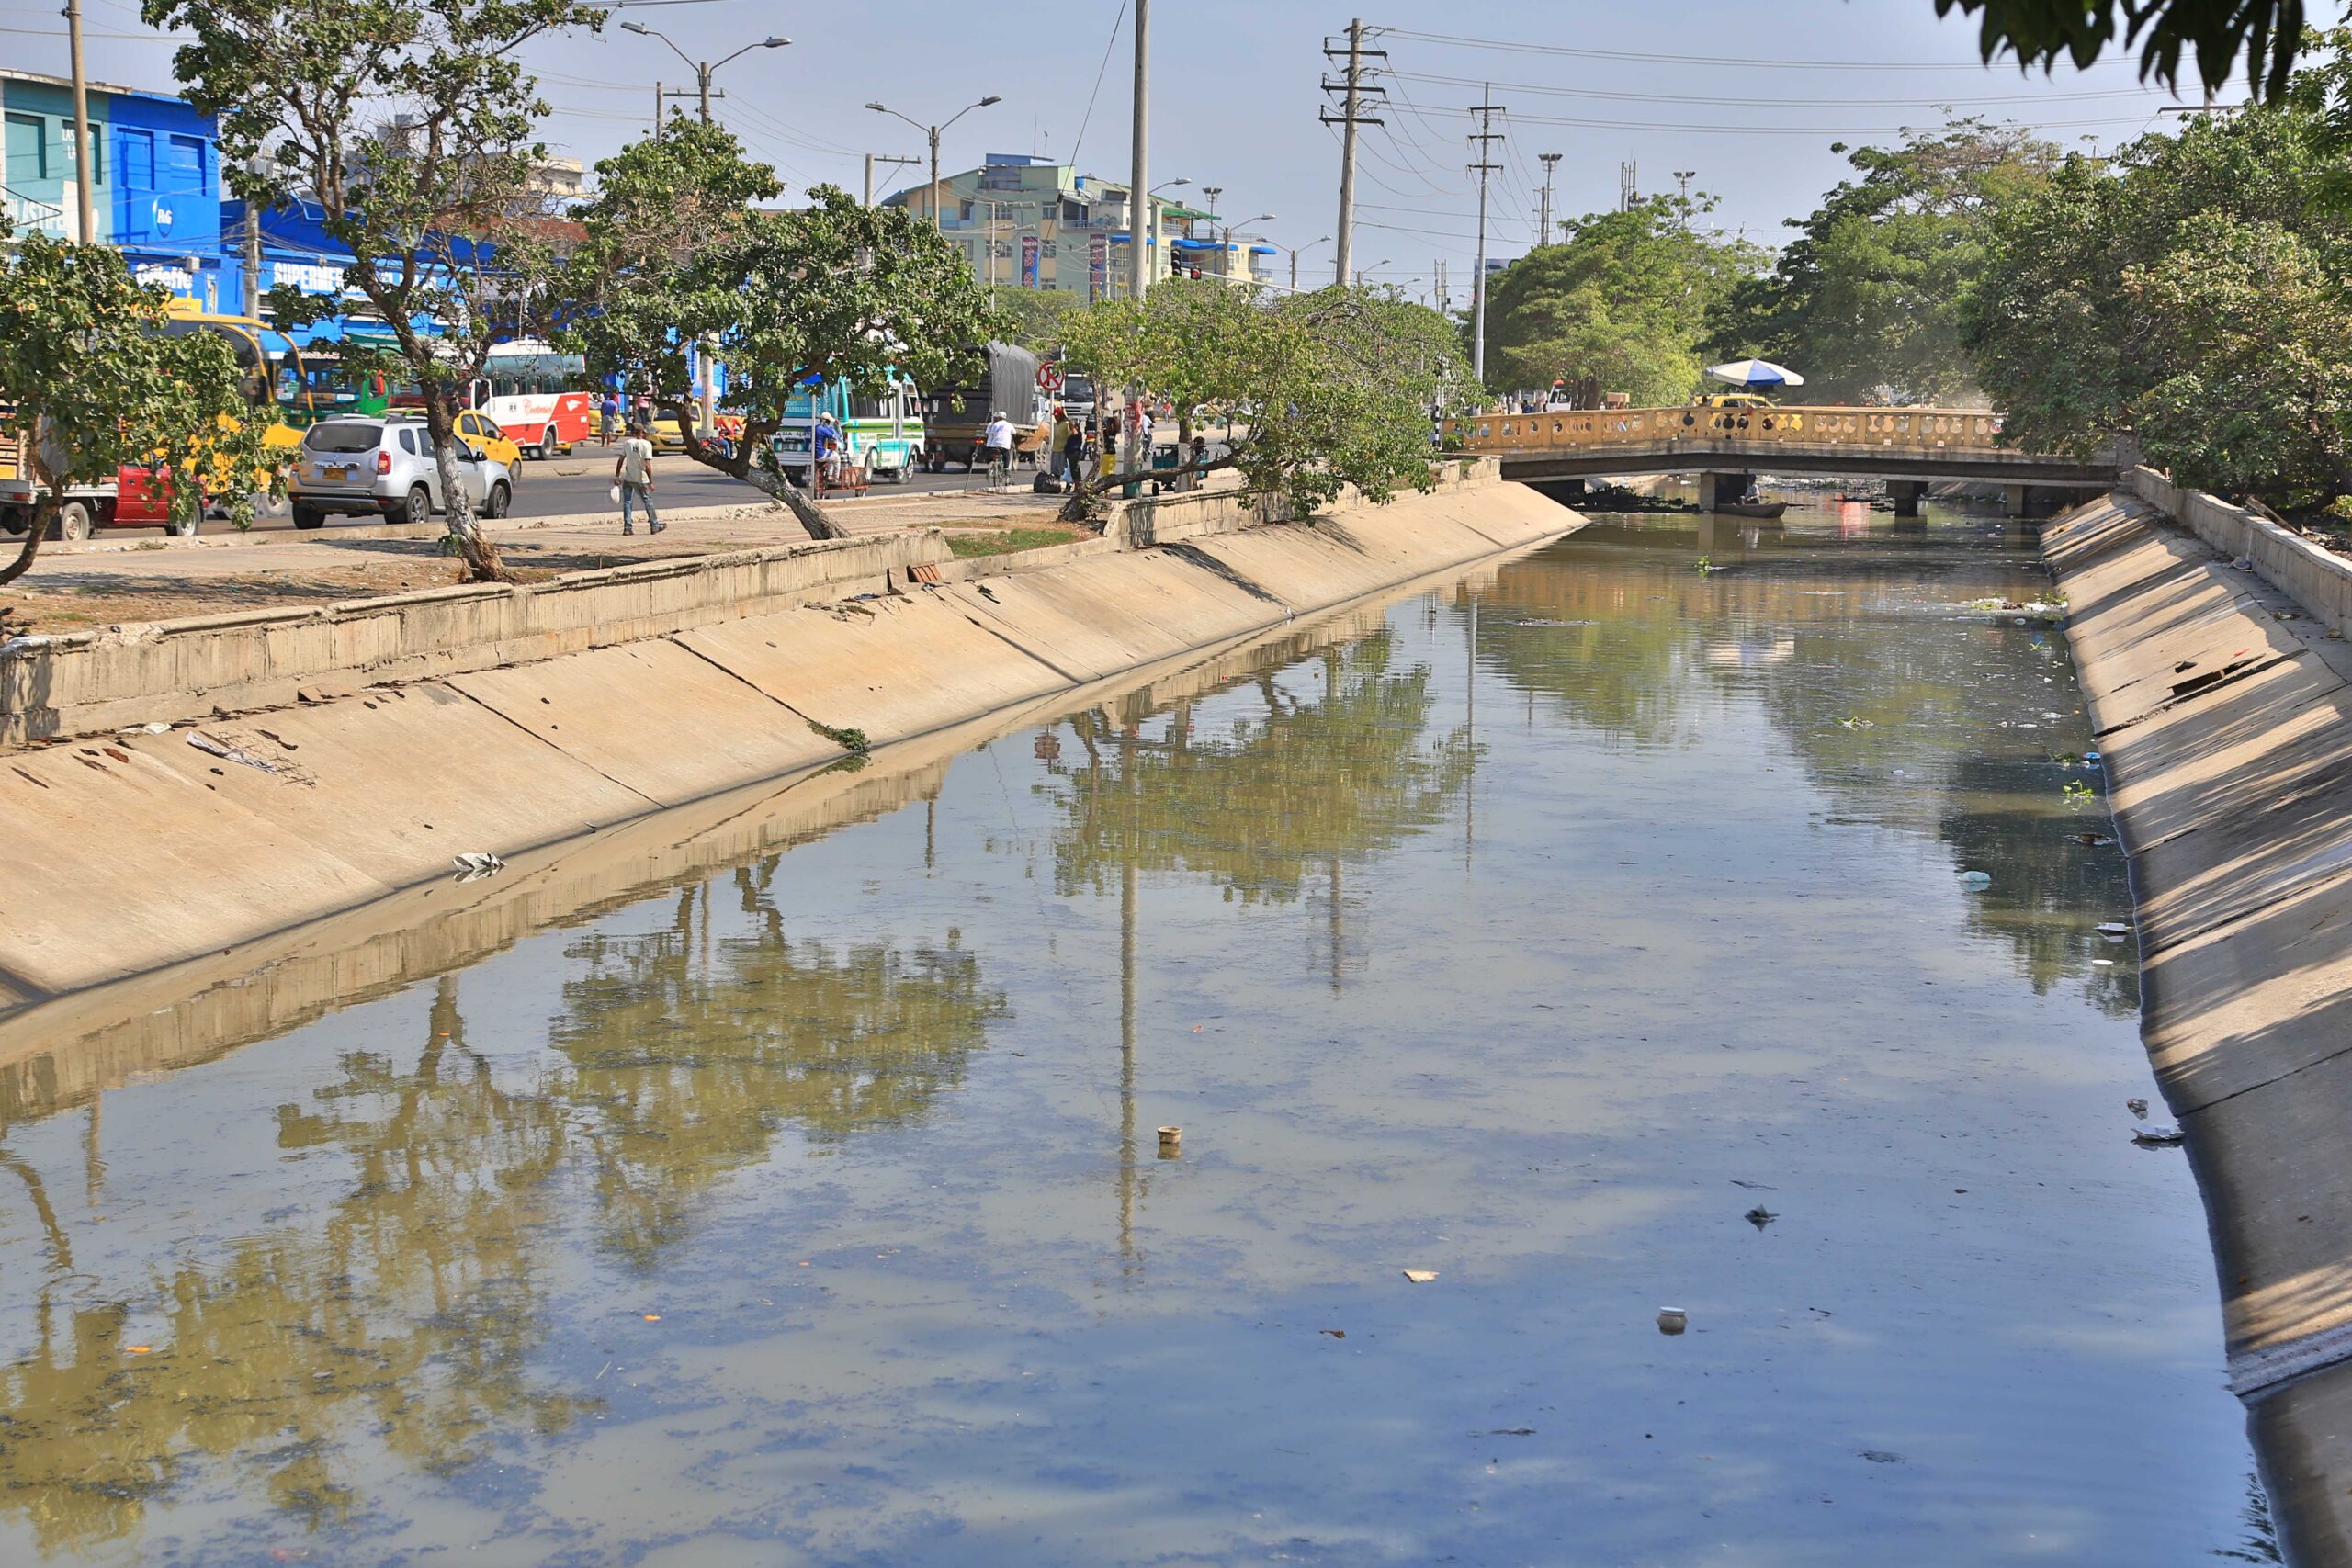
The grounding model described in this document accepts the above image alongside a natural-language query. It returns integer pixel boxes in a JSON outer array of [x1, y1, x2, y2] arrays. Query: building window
[[5, 113, 45, 184], [62, 120, 102, 184], [116, 128, 155, 191], [165, 133, 209, 194]]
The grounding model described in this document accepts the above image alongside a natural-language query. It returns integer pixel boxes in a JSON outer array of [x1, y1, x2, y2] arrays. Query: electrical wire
[[1387, 67, 2165, 108], [1067, 0, 1129, 172], [1374, 26, 2136, 72]]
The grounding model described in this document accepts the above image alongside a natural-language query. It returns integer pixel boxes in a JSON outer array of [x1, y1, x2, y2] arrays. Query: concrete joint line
[[444, 683, 665, 811], [2186, 1022, 2352, 1122], [2090, 649, 2303, 740], [2229, 1317, 2352, 1398], [662, 634, 844, 734], [948, 608, 1091, 688]]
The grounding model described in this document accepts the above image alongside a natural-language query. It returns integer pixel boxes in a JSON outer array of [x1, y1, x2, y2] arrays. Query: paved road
[[505, 451, 1009, 522]]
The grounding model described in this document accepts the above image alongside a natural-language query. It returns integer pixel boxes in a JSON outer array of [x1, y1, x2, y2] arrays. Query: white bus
[[467, 340, 597, 458]]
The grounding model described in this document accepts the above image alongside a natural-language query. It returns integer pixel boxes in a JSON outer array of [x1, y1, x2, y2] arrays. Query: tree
[[146, 0, 593, 582], [1056, 280, 1470, 522], [564, 120, 1001, 541], [1933, 0, 2312, 101], [0, 225, 277, 604], [1707, 120, 2059, 405], [1483, 198, 1760, 405], [1963, 81, 2352, 500], [989, 285, 1080, 353]]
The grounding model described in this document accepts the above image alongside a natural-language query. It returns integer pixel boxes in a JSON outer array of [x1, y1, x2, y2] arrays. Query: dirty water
[[0, 502, 2266, 1565]]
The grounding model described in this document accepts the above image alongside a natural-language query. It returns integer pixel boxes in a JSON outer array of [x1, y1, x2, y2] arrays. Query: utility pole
[[242, 175, 263, 318], [64, 0, 93, 243], [1129, 0, 1149, 298], [1619, 160, 1639, 211], [653, 81, 663, 138], [1468, 85, 1504, 386], [1674, 168, 1695, 205], [1322, 18, 1386, 288], [863, 152, 919, 207], [1536, 152, 1560, 247], [1434, 257, 1448, 315]]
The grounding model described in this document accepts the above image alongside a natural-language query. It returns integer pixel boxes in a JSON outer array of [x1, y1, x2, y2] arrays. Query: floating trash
[[2132, 1126, 2186, 1148], [1957, 870, 1993, 890], [1657, 1307, 1689, 1335]]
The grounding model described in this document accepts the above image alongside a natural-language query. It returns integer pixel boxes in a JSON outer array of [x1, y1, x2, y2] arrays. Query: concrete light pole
[[864, 152, 919, 207], [1129, 0, 1150, 298], [619, 23, 789, 126], [867, 95, 1003, 231], [63, 0, 93, 243], [1285, 234, 1330, 293]]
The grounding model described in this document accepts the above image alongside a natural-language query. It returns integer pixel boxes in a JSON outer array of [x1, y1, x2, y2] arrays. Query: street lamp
[[1354, 257, 1390, 290], [866, 96, 1003, 231], [1278, 234, 1331, 293], [619, 22, 788, 126]]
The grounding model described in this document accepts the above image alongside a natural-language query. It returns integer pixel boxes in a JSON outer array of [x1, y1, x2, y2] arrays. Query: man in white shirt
[[982, 411, 1015, 476], [612, 422, 663, 535]]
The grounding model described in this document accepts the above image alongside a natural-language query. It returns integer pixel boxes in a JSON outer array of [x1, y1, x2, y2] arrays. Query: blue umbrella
[[1706, 358, 1805, 389]]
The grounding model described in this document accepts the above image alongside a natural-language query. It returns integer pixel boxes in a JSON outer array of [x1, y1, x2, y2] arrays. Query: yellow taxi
[[1695, 392, 1776, 410], [455, 409, 524, 468]]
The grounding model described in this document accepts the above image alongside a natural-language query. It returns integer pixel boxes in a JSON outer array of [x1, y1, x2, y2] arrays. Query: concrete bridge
[[1446, 404, 2119, 514]]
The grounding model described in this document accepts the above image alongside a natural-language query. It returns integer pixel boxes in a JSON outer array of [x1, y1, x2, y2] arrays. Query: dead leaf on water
[[1402, 1269, 1439, 1284]]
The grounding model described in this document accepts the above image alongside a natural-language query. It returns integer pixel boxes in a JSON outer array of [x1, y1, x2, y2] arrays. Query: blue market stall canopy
[[1706, 358, 1805, 389]]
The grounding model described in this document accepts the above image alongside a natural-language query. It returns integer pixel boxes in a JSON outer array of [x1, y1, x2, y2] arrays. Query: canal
[[0, 502, 2268, 1564]]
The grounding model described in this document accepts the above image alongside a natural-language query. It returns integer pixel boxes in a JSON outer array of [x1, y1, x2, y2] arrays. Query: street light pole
[[867, 97, 1003, 231], [1286, 235, 1329, 293], [1130, 0, 1150, 298], [864, 152, 919, 207]]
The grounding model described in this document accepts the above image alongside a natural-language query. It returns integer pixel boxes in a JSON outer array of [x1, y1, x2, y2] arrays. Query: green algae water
[[0, 503, 2267, 1565]]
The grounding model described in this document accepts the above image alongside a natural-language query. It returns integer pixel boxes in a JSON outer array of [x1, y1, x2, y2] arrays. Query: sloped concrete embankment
[[0, 469, 1570, 1012], [2045, 473, 2352, 1562]]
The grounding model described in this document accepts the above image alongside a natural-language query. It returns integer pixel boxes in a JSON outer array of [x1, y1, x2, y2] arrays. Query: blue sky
[[33, 0, 2206, 299]]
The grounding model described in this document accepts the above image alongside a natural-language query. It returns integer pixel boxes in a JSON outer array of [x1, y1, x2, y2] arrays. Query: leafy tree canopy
[[564, 118, 1001, 538], [1706, 119, 2060, 405], [1934, 0, 2312, 101], [0, 227, 278, 600], [1482, 198, 1761, 405], [989, 285, 1080, 353], [144, 0, 594, 581]]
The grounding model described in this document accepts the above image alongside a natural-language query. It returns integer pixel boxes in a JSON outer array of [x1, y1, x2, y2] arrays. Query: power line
[[1387, 67, 2163, 107], [1404, 106, 2181, 135], [1374, 26, 2137, 72], [1067, 0, 1129, 170]]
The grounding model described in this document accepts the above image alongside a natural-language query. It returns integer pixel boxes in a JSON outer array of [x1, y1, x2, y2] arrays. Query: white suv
[[288, 416, 514, 530]]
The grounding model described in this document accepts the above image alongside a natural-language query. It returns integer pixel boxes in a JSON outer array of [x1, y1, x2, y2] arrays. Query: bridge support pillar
[[2002, 482, 2031, 517], [1696, 471, 1753, 513], [1529, 479, 1589, 508], [1888, 480, 1927, 518]]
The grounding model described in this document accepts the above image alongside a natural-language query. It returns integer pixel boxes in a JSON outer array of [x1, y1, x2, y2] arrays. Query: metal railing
[[1449, 404, 2007, 455]]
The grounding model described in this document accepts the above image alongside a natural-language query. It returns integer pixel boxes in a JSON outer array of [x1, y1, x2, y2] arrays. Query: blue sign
[[151, 197, 175, 238]]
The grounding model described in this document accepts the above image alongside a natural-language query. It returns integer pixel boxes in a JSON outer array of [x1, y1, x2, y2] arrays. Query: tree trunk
[[0, 497, 56, 589], [667, 404, 845, 542], [424, 395, 514, 584], [1057, 451, 1239, 523]]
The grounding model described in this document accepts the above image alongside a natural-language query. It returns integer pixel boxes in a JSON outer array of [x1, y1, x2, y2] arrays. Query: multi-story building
[[882, 153, 1276, 298], [2, 68, 232, 311]]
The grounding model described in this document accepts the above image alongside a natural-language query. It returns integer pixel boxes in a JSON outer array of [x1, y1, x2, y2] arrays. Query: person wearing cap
[[810, 412, 842, 498], [981, 409, 1015, 480]]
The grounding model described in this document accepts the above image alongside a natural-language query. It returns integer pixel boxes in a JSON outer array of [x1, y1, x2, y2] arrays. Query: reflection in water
[[551, 865, 1006, 1269], [0, 505, 2256, 1565]]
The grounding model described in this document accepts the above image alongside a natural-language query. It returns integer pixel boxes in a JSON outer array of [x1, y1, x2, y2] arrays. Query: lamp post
[[1354, 256, 1389, 290], [1280, 235, 1331, 293], [866, 96, 1003, 231], [618, 22, 789, 437], [619, 22, 789, 126]]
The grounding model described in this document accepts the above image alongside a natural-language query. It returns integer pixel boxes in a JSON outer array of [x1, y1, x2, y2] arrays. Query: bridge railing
[[1446, 405, 2007, 455]]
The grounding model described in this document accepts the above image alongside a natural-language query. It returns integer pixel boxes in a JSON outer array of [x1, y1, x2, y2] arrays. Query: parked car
[[287, 416, 514, 529]]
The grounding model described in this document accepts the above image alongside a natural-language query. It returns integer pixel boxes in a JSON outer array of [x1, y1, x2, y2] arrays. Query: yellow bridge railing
[[1448, 405, 2007, 456]]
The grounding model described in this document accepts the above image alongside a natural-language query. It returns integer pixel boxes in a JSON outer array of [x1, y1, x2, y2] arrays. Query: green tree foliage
[[1963, 77, 2352, 500], [145, 0, 593, 581], [1482, 198, 1760, 404], [1707, 121, 2058, 405], [1057, 280, 1469, 521], [0, 226, 277, 601], [989, 284, 1080, 353], [1934, 0, 2310, 100], [565, 119, 1001, 540]]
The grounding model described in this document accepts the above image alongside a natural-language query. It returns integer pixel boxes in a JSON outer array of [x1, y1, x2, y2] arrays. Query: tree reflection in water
[[1042, 633, 1479, 910], [0, 868, 1006, 1550]]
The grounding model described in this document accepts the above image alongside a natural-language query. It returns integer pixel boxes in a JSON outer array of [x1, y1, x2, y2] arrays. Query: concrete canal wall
[[0, 460, 1571, 1010], [2044, 472, 2352, 1562]]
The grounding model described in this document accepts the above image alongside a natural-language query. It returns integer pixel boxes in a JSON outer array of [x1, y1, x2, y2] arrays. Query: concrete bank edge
[[2044, 478, 2352, 1563], [0, 465, 1570, 1008]]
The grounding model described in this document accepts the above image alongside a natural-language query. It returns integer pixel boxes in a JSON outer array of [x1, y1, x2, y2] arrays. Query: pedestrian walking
[[614, 421, 662, 535], [599, 389, 622, 445], [1058, 408, 1083, 483]]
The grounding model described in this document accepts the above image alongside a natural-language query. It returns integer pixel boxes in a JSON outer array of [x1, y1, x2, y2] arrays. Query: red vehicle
[[469, 341, 596, 458]]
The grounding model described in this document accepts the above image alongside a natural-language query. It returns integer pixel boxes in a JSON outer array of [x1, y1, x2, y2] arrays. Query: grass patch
[[945, 527, 1080, 559], [807, 719, 871, 754]]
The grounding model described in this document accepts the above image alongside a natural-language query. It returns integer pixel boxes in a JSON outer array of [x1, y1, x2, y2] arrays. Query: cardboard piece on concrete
[[0, 739, 391, 995], [2144, 866, 2352, 1112], [679, 596, 1072, 746], [130, 682, 662, 889], [450, 639, 844, 807]]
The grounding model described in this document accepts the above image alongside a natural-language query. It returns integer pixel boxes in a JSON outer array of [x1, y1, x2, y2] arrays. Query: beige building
[[883, 153, 1274, 298]]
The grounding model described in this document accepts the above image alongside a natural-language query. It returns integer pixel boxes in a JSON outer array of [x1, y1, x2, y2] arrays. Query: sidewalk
[[5, 485, 1080, 632]]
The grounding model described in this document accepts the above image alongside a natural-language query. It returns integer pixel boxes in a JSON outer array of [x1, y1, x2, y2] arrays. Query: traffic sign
[[1036, 362, 1064, 394]]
